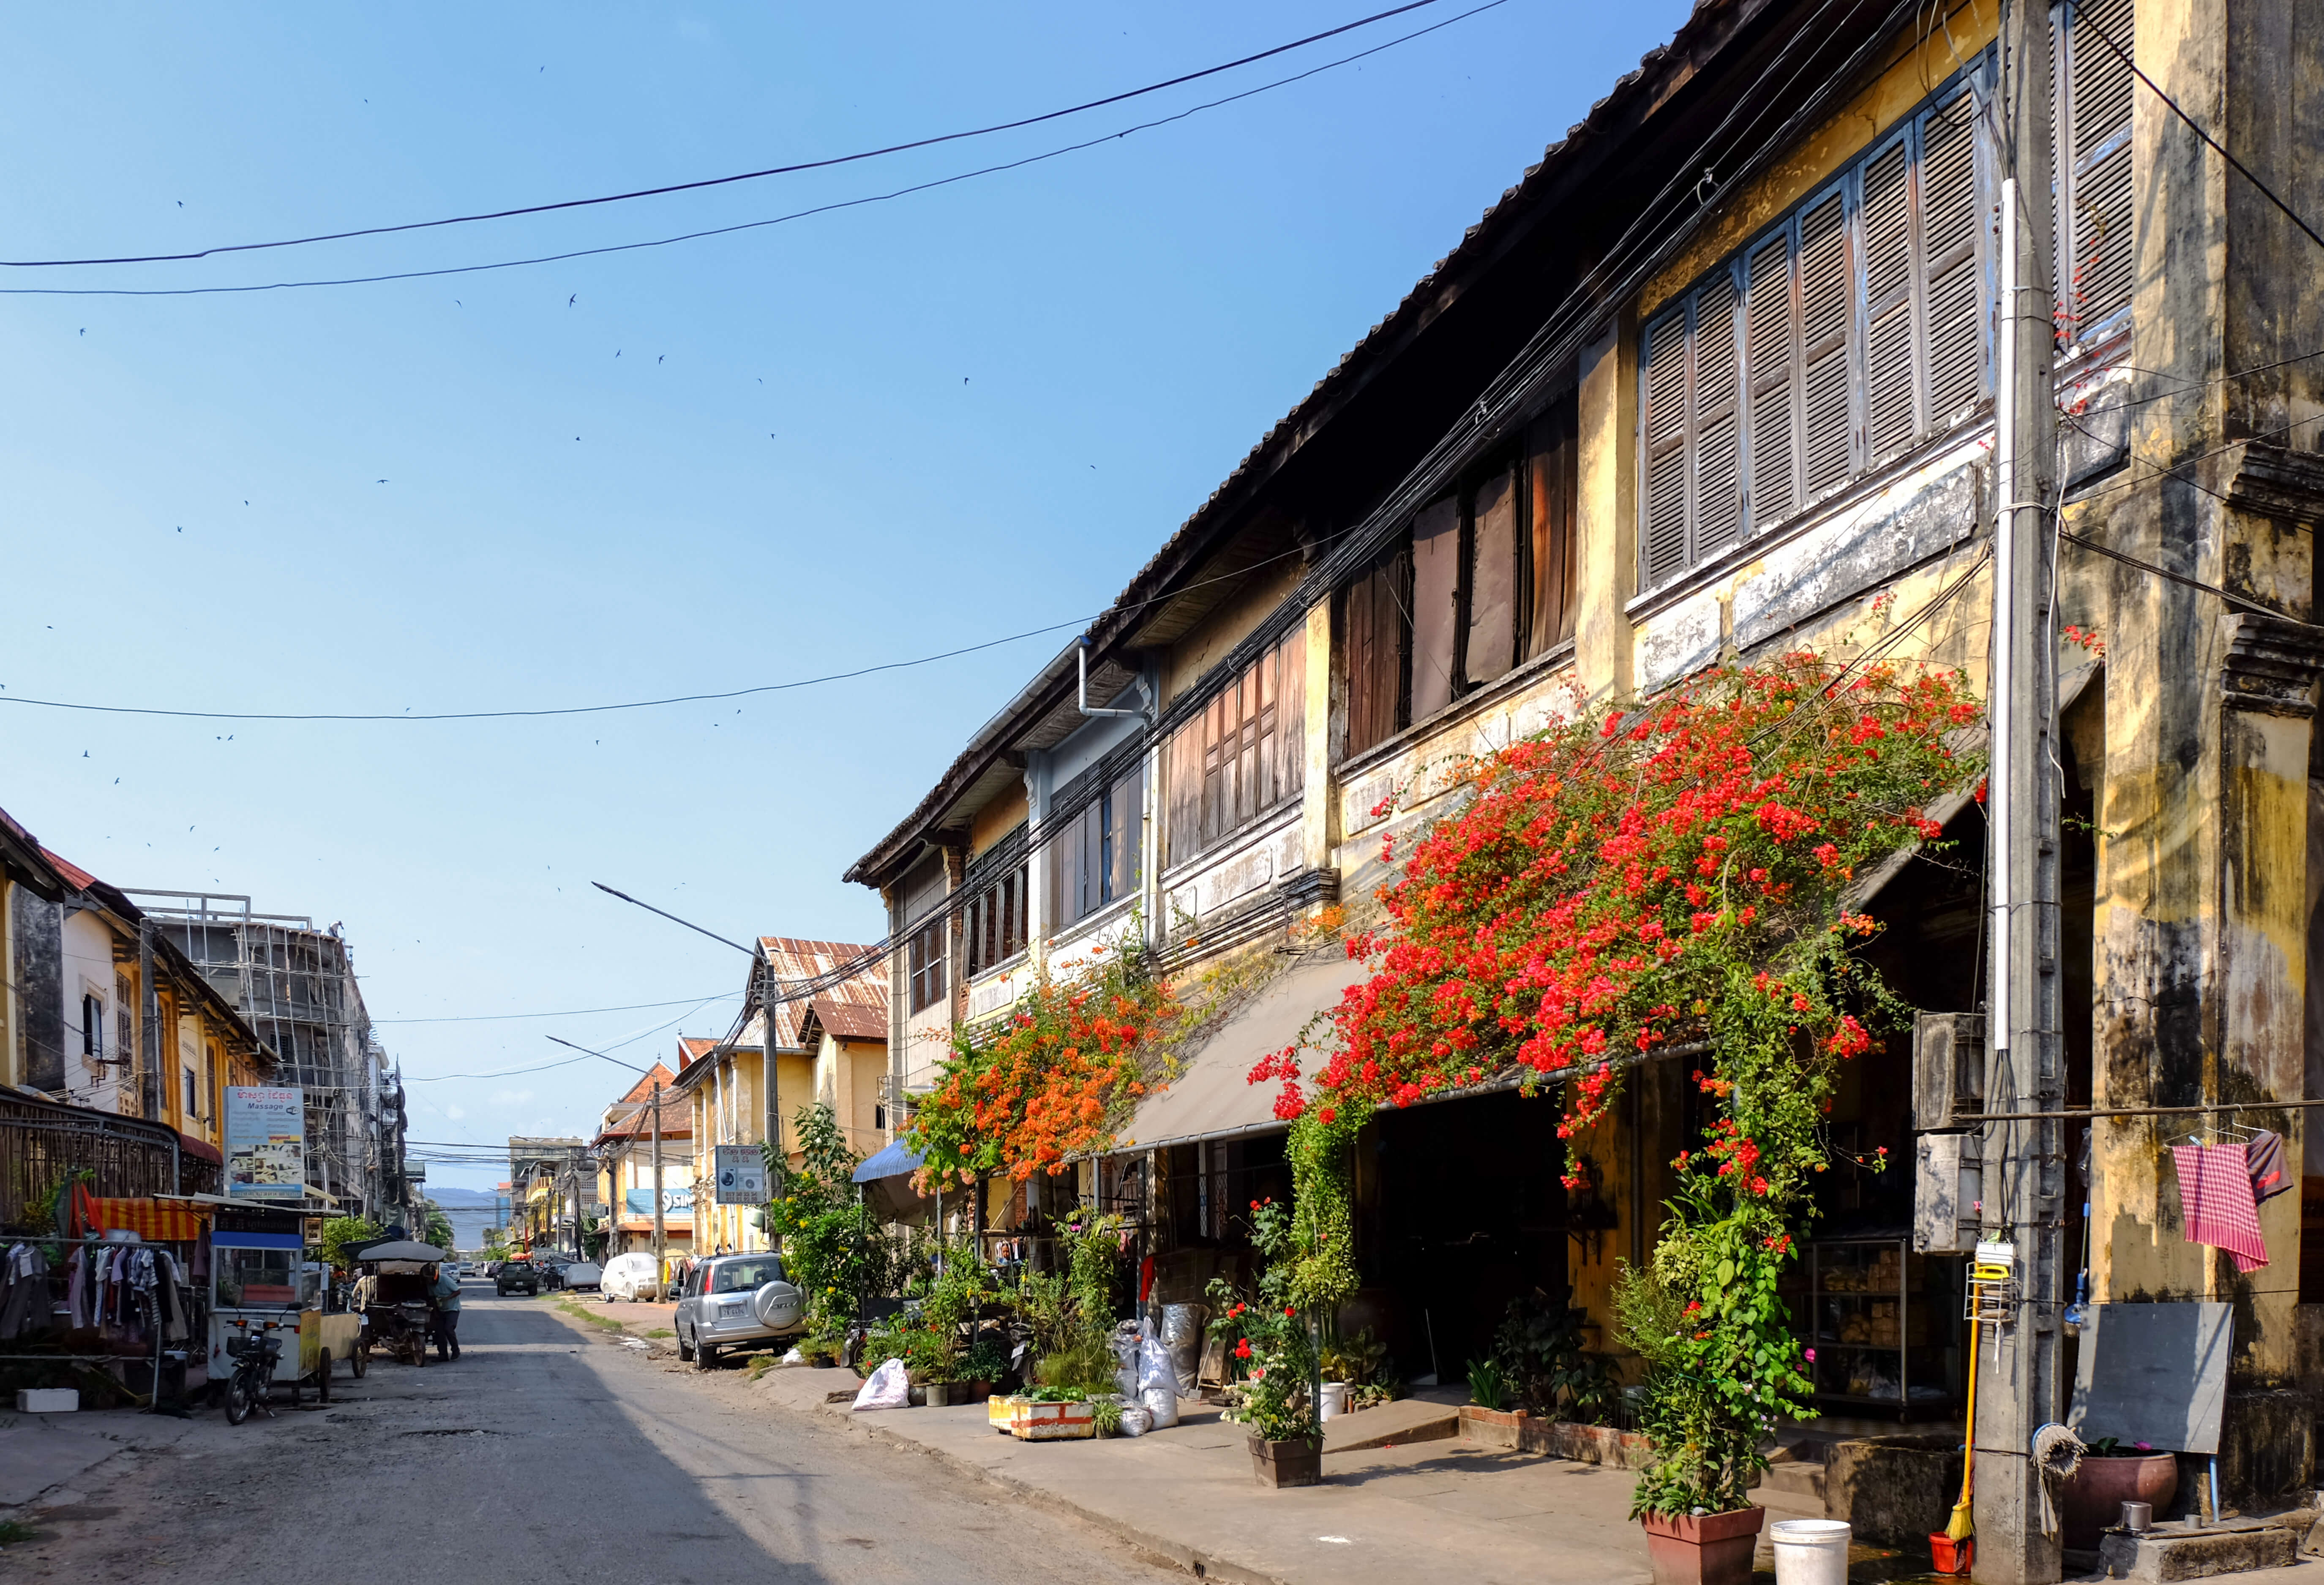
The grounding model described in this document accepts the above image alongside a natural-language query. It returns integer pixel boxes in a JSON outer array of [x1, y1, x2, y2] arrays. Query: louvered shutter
[[1165, 717, 1202, 868], [1861, 137, 1918, 459], [1798, 190, 1855, 497], [1526, 400, 1579, 653], [1641, 308, 1691, 587], [1693, 270, 1744, 560], [1921, 89, 1986, 418], [1744, 231, 1800, 530], [2061, 0, 2133, 339]]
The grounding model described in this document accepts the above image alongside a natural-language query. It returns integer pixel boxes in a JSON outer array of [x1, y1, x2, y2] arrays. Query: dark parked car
[[496, 1259, 541, 1296]]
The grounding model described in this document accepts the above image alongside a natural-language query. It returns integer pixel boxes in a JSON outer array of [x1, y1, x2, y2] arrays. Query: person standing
[[428, 1262, 463, 1362]]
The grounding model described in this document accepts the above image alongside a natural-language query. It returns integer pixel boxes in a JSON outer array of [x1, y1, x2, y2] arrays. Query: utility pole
[[136, 923, 157, 1122], [760, 954, 783, 1255], [650, 1081, 666, 1293], [1979, 1, 2062, 1579]]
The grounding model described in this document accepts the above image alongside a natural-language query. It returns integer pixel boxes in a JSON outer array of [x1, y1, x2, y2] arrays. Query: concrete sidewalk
[[548, 1301, 2324, 1585], [754, 1364, 1650, 1585]]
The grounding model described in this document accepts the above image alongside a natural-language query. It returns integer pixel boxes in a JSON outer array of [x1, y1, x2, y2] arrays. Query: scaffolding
[[121, 890, 399, 1220]]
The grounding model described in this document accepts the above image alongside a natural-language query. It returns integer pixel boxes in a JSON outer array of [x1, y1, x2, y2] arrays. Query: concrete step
[[1751, 1459, 1827, 1509], [1323, 1396, 1461, 1455]]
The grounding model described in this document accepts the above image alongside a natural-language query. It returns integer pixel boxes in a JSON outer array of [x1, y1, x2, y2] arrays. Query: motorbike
[[223, 1316, 287, 1424]]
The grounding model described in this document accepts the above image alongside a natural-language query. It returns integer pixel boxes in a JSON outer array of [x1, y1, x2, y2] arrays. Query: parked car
[[600, 1252, 663, 1302], [495, 1258, 541, 1296], [674, 1254, 804, 1369], [563, 1261, 604, 1291]]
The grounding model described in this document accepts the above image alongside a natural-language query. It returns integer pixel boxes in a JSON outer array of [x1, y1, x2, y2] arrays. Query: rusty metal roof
[[759, 937, 883, 1051], [802, 994, 888, 1045]]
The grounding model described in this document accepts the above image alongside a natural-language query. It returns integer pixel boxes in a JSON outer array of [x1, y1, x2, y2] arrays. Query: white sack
[[852, 1358, 910, 1411]]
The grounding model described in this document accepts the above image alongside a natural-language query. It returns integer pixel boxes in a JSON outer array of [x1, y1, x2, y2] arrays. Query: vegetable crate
[[993, 1397, 1095, 1441]]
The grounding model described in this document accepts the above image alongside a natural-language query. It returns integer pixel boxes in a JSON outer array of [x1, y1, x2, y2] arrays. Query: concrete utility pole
[[650, 1081, 666, 1288], [1979, 2, 2063, 1578]]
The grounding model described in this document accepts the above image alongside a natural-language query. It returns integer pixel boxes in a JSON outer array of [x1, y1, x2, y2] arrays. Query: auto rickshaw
[[350, 1239, 449, 1368]]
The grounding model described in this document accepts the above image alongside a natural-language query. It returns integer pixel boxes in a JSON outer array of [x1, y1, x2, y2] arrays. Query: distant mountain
[[424, 1186, 504, 1208]]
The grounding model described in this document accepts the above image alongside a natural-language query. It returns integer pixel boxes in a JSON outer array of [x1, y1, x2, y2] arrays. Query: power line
[[2057, 526, 2324, 632], [0, 2, 1508, 300], [2074, 8, 2324, 257], [0, 502, 1367, 721], [3, 3, 1452, 270], [373, 990, 740, 1024]]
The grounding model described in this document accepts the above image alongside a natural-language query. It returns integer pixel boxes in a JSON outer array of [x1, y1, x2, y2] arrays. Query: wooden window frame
[[963, 855, 1029, 978], [1636, 60, 1998, 594], [906, 919, 947, 1014], [1166, 635, 1305, 866], [2052, 0, 2135, 351]]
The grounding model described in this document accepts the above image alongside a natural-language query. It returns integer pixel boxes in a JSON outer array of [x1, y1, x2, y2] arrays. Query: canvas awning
[[1118, 950, 1372, 1154], [854, 1138, 933, 1224]]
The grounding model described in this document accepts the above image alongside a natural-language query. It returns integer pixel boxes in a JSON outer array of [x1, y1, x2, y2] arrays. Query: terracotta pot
[[1639, 1507, 1765, 1585], [963, 1380, 993, 1401], [1250, 1435, 1323, 1488], [2059, 1453, 2177, 1551]]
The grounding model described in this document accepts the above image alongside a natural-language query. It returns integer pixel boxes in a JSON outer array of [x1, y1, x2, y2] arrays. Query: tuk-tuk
[[350, 1239, 449, 1368], [209, 1230, 363, 1405]]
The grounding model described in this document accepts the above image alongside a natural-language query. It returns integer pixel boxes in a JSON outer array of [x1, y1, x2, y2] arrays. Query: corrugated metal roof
[[760, 937, 884, 1051], [803, 994, 888, 1044]]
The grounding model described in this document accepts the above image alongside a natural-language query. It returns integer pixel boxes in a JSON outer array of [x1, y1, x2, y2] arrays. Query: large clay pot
[[2059, 1453, 2178, 1551], [1640, 1506, 1766, 1585]]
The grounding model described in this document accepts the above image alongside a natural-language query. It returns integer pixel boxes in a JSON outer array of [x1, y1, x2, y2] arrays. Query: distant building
[[591, 1062, 692, 1261]]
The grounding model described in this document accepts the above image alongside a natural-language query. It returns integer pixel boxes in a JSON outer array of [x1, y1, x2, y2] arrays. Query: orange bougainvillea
[[908, 943, 1175, 1186]]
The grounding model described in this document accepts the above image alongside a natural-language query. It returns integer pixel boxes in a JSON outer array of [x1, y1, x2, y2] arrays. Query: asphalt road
[[3, 1279, 1178, 1585]]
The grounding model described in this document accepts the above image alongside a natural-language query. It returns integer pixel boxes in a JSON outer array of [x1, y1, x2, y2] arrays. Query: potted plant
[[1207, 1198, 1327, 1488], [957, 1338, 1009, 1400]]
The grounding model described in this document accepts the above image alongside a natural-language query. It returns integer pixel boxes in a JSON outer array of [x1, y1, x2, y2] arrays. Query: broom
[[1946, 1299, 1980, 1544]]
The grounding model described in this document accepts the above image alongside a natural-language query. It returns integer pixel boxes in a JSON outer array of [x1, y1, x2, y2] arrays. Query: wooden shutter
[[1525, 400, 1579, 654], [1640, 308, 1691, 588], [1744, 231, 1800, 531], [1276, 628, 1306, 801], [1410, 497, 1462, 720], [1342, 545, 1407, 758], [1921, 89, 1986, 417], [1798, 190, 1855, 498], [1165, 717, 1203, 867], [1466, 465, 1518, 684], [2061, 0, 2134, 338], [1861, 138, 1919, 460], [1693, 271, 1744, 560]]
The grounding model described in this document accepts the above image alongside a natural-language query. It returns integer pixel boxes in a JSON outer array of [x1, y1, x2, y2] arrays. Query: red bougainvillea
[[909, 943, 1176, 1187], [1262, 651, 1980, 1185]]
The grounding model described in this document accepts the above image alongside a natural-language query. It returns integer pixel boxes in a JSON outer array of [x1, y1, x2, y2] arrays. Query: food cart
[[207, 1201, 360, 1404]]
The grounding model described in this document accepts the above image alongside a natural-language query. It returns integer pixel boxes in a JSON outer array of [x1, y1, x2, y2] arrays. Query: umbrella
[[353, 1239, 447, 1263]]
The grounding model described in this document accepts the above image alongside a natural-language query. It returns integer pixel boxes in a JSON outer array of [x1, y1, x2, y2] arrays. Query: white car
[[600, 1252, 664, 1302], [562, 1261, 604, 1291]]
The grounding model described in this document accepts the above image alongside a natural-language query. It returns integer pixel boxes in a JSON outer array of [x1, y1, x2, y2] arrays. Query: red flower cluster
[[1260, 654, 1977, 1143]]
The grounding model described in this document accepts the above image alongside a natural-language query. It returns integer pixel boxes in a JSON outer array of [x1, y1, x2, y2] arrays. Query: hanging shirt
[[2245, 1129, 2291, 1207], [2172, 1143, 2268, 1272]]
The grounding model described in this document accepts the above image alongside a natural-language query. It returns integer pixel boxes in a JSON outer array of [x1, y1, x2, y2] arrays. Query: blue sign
[[623, 1186, 692, 1215]]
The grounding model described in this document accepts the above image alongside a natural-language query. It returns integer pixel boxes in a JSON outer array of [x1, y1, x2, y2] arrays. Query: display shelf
[[1800, 1234, 1962, 1422]]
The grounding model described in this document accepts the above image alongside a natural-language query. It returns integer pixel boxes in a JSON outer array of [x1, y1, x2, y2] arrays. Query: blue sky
[[0, 1, 1690, 1188]]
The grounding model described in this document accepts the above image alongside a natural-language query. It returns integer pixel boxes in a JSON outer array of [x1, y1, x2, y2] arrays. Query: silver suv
[[674, 1254, 805, 1369]]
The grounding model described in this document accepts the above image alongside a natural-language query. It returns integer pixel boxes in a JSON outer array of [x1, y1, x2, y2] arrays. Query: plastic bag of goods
[[852, 1358, 911, 1411], [1137, 1331, 1180, 1429], [1111, 1319, 1146, 1400], [1119, 1404, 1155, 1438], [1160, 1303, 1207, 1396]]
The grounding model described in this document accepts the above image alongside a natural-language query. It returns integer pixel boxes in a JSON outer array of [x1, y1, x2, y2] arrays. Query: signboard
[[713, 1145, 766, 1205], [2068, 1301, 2233, 1454], [624, 1186, 694, 1216], [224, 1086, 306, 1200]]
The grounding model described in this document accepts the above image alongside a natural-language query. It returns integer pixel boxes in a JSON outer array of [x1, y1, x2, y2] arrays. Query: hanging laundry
[[2171, 1143, 2268, 1273], [2245, 1128, 2291, 1206]]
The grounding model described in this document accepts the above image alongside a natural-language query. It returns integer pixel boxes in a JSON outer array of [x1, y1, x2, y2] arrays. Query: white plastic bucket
[[1318, 1382, 1349, 1421], [1769, 1519, 1850, 1585]]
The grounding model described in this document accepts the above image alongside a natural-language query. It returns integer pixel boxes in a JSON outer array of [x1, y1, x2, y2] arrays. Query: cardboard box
[[16, 1389, 76, 1413]]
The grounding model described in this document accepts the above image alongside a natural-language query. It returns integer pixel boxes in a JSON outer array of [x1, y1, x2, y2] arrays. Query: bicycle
[[223, 1317, 286, 1425]]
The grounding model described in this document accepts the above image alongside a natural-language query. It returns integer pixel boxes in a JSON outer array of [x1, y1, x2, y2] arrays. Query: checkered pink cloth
[[2171, 1143, 2268, 1273]]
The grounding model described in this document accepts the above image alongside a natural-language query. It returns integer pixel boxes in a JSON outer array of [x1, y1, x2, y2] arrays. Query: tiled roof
[[40, 848, 98, 893]]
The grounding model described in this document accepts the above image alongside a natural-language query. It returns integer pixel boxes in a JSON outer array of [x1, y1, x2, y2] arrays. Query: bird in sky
[[376, 479, 388, 484], [568, 294, 577, 308], [657, 355, 664, 364], [78, 328, 84, 336], [615, 350, 621, 358]]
